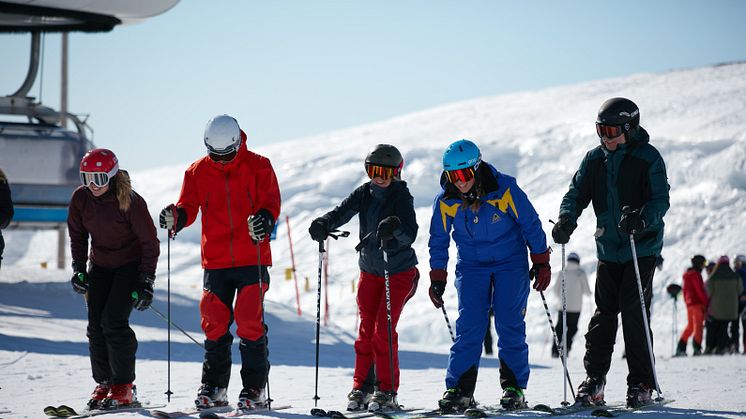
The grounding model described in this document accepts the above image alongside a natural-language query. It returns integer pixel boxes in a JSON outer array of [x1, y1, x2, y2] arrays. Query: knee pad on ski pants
[[235, 283, 269, 341], [200, 290, 232, 341]]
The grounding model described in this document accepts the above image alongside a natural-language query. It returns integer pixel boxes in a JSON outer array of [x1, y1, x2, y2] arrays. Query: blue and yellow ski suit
[[428, 162, 548, 393]]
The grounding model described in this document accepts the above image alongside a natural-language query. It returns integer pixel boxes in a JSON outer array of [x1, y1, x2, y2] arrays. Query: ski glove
[[248, 208, 274, 243], [71, 261, 89, 294], [159, 204, 186, 236], [529, 249, 551, 292], [132, 272, 155, 311], [618, 206, 645, 235], [551, 215, 576, 244], [309, 217, 330, 242], [377, 216, 401, 242], [428, 269, 447, 308]]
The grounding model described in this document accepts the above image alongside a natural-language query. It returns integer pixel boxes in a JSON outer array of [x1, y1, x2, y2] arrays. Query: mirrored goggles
[[366, 163, 398, 180], [80, 171, 111, 188], [596, 123, 624, 139], [445, 167, 476, 184]]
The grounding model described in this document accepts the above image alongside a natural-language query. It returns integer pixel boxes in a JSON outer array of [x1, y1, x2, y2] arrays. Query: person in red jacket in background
[[675, 255, 708, 356], [159, 115, 280, 410], [68, 149, 160, 409]]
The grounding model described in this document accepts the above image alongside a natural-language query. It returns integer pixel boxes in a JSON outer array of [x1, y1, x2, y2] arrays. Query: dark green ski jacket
[[558, 127, 670, 263]]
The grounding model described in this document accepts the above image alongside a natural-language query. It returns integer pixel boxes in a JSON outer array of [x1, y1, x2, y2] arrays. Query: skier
[[675, 255, 708, 356], [159, 115, 280, 409], [428, 139, 551, 411], [735, 255, 746, 353], [551, 252, 591, 358], [308, 144, 419, 411], [704, 255, 743, 354], [551, 97, 670, 408], [68, 149, 160, 409], [0, 167, 13, 272]]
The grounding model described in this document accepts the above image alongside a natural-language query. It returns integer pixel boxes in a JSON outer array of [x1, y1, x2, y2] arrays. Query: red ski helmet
[[79, 148, 119, 187]]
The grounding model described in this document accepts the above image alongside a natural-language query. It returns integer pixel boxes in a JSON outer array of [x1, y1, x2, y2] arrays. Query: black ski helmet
[[365, 144, 404, 174], [597, 97, 640, 135]]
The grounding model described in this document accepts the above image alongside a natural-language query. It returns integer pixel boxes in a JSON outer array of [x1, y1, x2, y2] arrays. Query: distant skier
[[551, 97, 670, 408], [0, 167, 13, 272], [428, 139, 551, 411], [675, 255, 708, 357], [159, 115, 280, 409], [734, 255, 746, 353], [704, 255, 743, 354], [68, 149, 160, 409], [308, 144, 419, 412], [551, 252, 591, 358]]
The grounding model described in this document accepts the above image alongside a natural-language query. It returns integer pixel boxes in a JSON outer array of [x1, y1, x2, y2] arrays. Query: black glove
[[132, 273, 155, 311], [551, 215, 576, 244], [428, 269, 447, 308], [309, 217, 330, 242], [70, 261, 89, 294], [248, 209, 274, 242], [377, 216, 401, 242], [619, 206, 645, 235]]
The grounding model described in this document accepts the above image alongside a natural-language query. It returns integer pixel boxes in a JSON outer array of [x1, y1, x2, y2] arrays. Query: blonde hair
[[112, 170, 132, 212]]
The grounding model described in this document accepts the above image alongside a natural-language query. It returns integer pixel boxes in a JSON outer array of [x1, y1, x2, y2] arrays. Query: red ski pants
[[680, 303, 706, 345], [353, 267, 418, 393]]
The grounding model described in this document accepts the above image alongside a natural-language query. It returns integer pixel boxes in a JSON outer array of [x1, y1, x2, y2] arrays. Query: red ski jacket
[[682, 268, 708, 307], [177, 132, 281, 269]]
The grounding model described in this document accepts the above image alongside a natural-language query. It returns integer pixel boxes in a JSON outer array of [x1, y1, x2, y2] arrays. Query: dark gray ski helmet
[[596, 97, 640, 134], [365, 144, 403, 173]]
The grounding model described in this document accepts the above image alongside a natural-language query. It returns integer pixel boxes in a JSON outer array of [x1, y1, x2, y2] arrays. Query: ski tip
[[591, 409, 614, 417], [310, 407, 327, 417]]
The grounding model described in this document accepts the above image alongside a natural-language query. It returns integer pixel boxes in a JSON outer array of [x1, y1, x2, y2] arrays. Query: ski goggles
[[80, 171, 111, 188], [445, 167, 476, 184], [596, 123, 624, 139], [366, 163, 399, 180]]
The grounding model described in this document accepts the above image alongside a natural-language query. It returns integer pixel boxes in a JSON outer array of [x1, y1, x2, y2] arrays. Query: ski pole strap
[[328, 229, 349, 240], [354, 232, 373, 252]]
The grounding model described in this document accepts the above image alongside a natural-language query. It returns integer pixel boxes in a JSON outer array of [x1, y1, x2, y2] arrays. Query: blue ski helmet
[[443, 139, 481, 171]]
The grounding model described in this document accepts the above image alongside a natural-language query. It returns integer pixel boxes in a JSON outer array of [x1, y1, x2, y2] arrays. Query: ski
[[532, 402, 623, 416], [151, 404, 234, 418], [463, 405, 533, 417], [43, 402, 165, 418], [199, 404, 291, 418], [590, 398, 674, 417], [309, 407, 422, 419]]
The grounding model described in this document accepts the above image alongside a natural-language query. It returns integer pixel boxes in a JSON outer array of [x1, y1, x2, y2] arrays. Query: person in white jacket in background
[[552, 252, 592, 358]]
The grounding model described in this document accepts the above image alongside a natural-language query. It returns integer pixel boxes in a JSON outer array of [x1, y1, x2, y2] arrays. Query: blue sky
[[2, 0, 746, 170]]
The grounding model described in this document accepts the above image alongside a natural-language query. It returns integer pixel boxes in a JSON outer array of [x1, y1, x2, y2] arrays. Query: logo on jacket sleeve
[[486, 188, 518, 218], [439, 200, 461, 232]]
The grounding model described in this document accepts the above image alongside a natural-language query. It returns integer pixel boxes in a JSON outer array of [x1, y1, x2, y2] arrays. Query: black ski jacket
[[0, 169, 13, 229]]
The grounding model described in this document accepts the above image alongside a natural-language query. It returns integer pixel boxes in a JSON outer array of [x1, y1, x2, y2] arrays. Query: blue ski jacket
[[428, 163, 548, 270]]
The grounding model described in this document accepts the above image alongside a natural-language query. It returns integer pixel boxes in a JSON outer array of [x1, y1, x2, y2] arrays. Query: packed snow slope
[[1, 62, 745, 418]]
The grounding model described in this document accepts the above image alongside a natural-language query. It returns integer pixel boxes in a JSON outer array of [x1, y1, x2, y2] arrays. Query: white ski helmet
[[204, 114, 241, 155]]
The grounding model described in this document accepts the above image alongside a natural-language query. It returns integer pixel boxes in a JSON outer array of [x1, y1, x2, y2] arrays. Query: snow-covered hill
[[1, 63, 745, 417]]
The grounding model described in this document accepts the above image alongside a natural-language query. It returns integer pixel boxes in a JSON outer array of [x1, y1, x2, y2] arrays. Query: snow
[[2, 63, 746, 418]]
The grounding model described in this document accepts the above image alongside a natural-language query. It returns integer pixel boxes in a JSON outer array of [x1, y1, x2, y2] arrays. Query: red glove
[[429, 269, 447, 308], [529, 249, 551, 291]]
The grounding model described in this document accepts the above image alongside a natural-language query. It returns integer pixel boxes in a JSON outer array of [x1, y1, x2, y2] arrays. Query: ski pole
[[312, 229, 349, 407], [538, 290, 575, 399], [628, 232, 663, 399], [381, 241, 398, 406], [560, 243, 569, 406], [255, 239, 272, 409], [441, 305, 455, 342], [146, 304, 204, 349], [166, 232, 173, 401]]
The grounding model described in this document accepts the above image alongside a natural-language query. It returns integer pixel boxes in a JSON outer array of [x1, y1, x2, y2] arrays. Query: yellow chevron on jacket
[[486, 188, 518, 218], [439, 200, 460, 232]]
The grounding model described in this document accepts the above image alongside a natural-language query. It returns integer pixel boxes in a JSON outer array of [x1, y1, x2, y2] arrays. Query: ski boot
[[346, 388, 372, 411], [500, 387, 527, 410], [692, 341, 703, 356], [575, 376, 605, 406], [237, 387, 267, 410], [626, 383, 653, 408], [100, 383, 136, 409], [86, 383, 111, 409], [674, 340, 687, 357], [195, 383, 228, 409], [437, 388, 475, 413], [368, 390, 397, 412]]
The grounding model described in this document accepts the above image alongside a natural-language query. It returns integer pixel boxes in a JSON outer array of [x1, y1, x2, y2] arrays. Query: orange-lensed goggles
[[366, 163, 398, 180], [80, 171, 111, 188], [596, 123, 624, 139], [445, 167, 476, 184]]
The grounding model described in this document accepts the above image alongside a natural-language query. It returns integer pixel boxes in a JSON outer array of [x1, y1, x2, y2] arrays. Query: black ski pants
[[583, 256, 656, 387], [87, 263, 138, 385], [200, 266, 270, 390], [0, 232, 4, 271], [552, 311, 580, 357]]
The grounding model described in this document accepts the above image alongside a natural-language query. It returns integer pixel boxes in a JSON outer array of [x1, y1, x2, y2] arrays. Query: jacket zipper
[[225, 172, 235, 266]]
